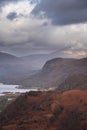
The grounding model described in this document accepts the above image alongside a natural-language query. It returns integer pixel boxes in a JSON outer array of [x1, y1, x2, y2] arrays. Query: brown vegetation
[[0, 90, 87, 130]]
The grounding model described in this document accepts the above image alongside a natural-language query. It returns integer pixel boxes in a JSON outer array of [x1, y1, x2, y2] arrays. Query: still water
[[0, 83, 37, 95]]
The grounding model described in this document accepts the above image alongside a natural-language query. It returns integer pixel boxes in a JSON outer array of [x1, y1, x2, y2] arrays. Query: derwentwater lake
[[0, 83, 38, 95]]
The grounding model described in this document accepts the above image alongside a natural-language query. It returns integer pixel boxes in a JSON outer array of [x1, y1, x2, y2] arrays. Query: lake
[[0, 83, 38, 95]]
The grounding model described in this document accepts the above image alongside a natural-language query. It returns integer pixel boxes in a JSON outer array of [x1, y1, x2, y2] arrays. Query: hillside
[[56, 74, 87, 93], [0, 90, 87, 130], [23, 58, 87, 90]]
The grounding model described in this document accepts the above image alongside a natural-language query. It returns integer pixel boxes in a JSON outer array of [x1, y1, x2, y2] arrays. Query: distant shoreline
[[0, 83, 38, 96]]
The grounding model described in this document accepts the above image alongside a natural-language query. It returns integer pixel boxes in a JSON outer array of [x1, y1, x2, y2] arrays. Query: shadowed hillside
[[23, 58, 87, 90], [0, 90, 87, 130], [56, 74, 87, 93]]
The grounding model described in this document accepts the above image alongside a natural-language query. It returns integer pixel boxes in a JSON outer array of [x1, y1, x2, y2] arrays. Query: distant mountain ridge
[[0, 52, 63, 84], [0, 52, 87, 91], [0, 52, 18, 62], [0, 52, 50, 70], [0, 52, 40, 84], [0, 52, 17, 58]]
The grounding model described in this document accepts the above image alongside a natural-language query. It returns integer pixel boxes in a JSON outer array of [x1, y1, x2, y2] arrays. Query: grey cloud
[[0, 0, 87, 58], [7, 12, 17, 20], [0, 22, 87, 57], [32, 0, 87, 25]]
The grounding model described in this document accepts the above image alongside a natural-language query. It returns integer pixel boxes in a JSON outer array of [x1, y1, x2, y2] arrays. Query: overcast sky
[[0, 0, 87, 58]]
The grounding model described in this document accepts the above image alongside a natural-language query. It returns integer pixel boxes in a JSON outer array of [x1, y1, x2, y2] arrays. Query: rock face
[[23, 58, 87, 89], [0, 90, 87, 130]]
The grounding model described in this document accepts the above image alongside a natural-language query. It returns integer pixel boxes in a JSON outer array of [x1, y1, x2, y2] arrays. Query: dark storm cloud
[[7, 12, 17, 20], [32, 0, 87, 25]]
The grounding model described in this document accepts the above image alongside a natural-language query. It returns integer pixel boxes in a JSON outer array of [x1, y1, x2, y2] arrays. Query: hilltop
[[0, 90, 87, 130]]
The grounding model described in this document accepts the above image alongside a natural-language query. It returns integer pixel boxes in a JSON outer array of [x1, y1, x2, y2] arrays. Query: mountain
[[21, 54, 50, 70], [0, 52, 87, 89], [0, 51, 67, 84], [0, 90, 87, 130], [0, 52, 51, 84], [0, 52, 18, 61], [0, 52, 38, 84], [23, 57, 87, 90]]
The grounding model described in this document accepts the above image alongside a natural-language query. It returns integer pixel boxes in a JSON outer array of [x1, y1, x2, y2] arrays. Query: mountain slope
[[0, 90, 87, 130], [56, 74, 87, 93], [23, 58, 87, 89]]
